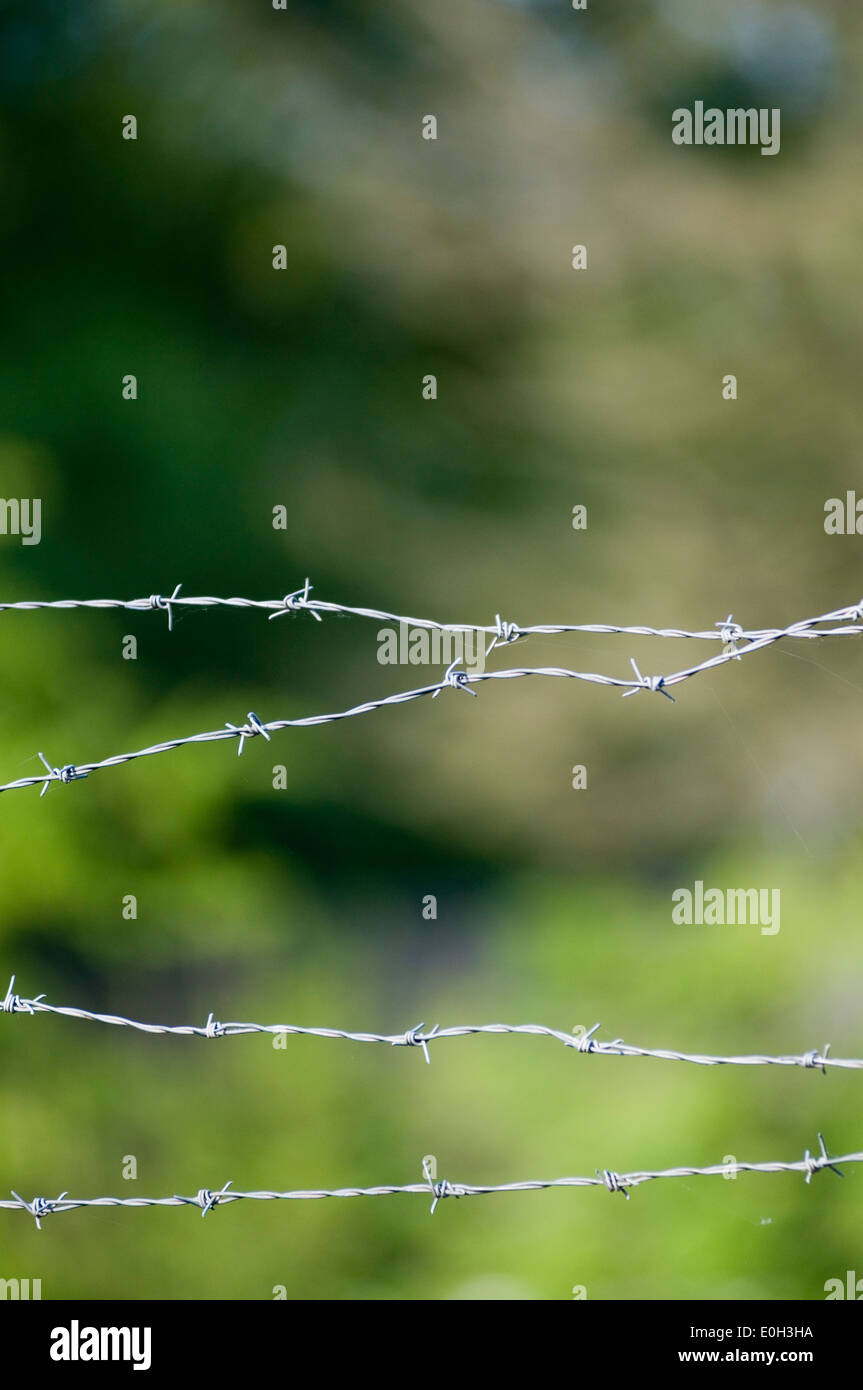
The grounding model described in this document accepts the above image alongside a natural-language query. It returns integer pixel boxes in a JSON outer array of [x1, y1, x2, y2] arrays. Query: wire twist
[[3, 589, 863, 796], [1, 1136, 852, 1227], [3, 982, 858, 1073], [196, 1180, 233, 1218]]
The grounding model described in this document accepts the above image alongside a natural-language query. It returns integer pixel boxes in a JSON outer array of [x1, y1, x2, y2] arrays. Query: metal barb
[[597, 1169, 630, 1199], [269, 578, 322, 622], [422, 1157, 465, 1214], [568, 1023, 602, 1054], [395, 1022, 439, 1064], [226, 711, 272, 756], [622, 659, 674, 701], [486, 614, 521, 655], [716, 613, 744, 655], [11, 1190, 68, 1230], [197, 1180, 233, 1218], [802, 1044, 831, 1074], [431, 659, 477, 698], [803, 1133, 843, 1184], [37, 752, 89, 795], [149, 583, 183, 632], [0, 975, 44, 1015], [1, 975, 22, 1014]]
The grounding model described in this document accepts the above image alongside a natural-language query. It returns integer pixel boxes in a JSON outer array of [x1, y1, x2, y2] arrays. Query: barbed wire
[[1, 579, 862, 654], [1, 978, 856, 1074], [2, 589, 863, 796], [3, 594, 856, 1249], [1, 1137, 854, 1226], [1, 586, 856, 800]]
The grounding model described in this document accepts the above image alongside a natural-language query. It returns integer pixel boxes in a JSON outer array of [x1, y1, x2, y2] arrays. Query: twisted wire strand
[[0, 581, 861, 651], [1, 980, 856, 1073], [2, 589, 861, 796], [1, 1135, 855, 1225], [0, 627, 858, 795]]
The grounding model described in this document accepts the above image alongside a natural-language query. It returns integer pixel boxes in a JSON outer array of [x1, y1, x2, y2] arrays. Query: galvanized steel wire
[[2, 583, 862, 796]]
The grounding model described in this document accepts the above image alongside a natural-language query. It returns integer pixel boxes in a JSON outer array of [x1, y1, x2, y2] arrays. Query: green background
[[1, 0, 861, 1299]]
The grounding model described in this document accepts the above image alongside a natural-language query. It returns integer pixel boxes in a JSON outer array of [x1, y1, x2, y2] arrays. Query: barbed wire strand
[[1, 580, 862, 652], [0, 979, 854, 1074], [1, 575, 861, 644], [0, 1137, 854, 1226], [3, 591, 863, 796]]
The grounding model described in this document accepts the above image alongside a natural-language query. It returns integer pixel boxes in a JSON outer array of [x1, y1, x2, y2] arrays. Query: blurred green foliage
[[0, 0, 861, 1298]]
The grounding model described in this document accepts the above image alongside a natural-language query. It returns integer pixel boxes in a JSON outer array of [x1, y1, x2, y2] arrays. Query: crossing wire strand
[[1, 592, 859, 1233], [2, 586, 863, 796], [0, 579, 861, 651]]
